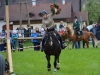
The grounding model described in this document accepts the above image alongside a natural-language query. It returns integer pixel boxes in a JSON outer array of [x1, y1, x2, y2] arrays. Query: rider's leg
[[76, 28, 80, 38], [56, 33, 67, 49], [41, 36, 47, 52]]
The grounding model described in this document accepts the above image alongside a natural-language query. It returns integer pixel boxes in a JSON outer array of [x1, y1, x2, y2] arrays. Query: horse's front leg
[[72, 42, 76, 49], [54, 55, 58, 72], [46, 55, 51, 71], [66, 40, 71, 49]]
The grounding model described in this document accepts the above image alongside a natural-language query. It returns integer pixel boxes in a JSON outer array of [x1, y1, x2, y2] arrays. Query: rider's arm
[[42, 22, 47, 30]]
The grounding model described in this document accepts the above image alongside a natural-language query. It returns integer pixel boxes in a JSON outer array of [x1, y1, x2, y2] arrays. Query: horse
[[43, 31, 61, 72], [61, 24, 98, 48]]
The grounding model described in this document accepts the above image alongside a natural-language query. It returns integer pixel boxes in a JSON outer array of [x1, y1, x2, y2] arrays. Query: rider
[[41, 10, 66, 51], [73, 16, 80, 38]]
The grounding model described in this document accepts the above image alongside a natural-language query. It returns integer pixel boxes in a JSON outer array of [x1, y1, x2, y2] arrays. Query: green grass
[[1, 43, 100, 75]]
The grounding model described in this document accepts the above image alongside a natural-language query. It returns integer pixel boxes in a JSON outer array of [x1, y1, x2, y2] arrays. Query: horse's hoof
[[54, 68, 57, 72], [48, 68, 51, 71], [57, 67, 60, 70], [56, 63, 60, 70]]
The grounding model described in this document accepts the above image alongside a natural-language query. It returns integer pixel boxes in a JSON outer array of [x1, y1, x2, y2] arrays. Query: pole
[[25, 0, 30, 26], [5, 0, 13, 72], [54, 0, 56, 4], [20, 0, 22, 34], [80, 16, 82, 30]]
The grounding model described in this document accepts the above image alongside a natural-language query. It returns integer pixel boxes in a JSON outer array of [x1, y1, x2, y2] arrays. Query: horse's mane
[[45, 31, 61, 50], [66, 24, 74, 36]]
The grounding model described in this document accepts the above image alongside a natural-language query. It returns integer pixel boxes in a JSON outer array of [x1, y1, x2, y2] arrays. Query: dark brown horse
[[43, 31, 61, 72], [61, 25, 98, 48]]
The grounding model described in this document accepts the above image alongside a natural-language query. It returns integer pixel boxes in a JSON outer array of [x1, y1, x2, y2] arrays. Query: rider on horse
[[73, 16, 81, 38], [40, 9, 66, 51]]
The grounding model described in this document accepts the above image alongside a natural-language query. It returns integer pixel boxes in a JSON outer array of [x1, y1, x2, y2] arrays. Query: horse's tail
[[90, 32, 98, 46]]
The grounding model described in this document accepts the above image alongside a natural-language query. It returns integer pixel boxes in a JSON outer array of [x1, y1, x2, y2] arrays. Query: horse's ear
[[65, 24, 68, 28]]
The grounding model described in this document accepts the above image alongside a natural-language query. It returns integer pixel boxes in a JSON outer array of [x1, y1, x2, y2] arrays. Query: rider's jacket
[[42, 13, 55, 30]]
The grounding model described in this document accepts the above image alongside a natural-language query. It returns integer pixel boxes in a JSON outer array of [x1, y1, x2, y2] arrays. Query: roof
[[36, 0, 81, 12], [0, 0, 82, 20], [7, 2, 72, 21], [0, 0, 5, 20], [73, 11, 88, 21]]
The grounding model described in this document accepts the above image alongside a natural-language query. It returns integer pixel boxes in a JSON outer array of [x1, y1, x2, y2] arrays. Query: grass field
[[1, 42, 100, 75]]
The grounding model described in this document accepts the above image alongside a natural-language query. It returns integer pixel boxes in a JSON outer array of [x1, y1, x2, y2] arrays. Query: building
[[0, 0, 88, 30]]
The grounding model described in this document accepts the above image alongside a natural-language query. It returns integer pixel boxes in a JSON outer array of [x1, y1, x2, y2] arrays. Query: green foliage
[[5, 0, 8, 5], [86, 0, 100, 23]]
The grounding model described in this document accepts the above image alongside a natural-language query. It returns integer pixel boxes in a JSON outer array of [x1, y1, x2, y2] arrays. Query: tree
[[86, 0, 100, 23]]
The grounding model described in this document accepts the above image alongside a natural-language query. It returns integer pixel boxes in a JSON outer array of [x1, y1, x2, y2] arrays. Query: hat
[[74, 16, 77, 19], [41, 10, 47, 16]]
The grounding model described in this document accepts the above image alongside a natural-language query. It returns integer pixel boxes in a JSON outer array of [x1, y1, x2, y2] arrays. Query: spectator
[[40, 28, 45, 37], [18, 30, 22, 38], [2, 30, 7, 51], [0, 32, 4, 52], [16, 27, 20, 30], [59, 21, 64, 31], [0, 54, 5, 75], [18, 30, 24, 51], [31, 29, 40, 51], [82, 24, 89, 31], [12, 31, 18, 50], [97, 24, 100, 40], [90, 24, 98, 48], [59, 28, 64, 35], [35, 27, 40, 34], [82, 24, 89, 48], [26, 25, 31, 37], [21, 26, 26, 38]]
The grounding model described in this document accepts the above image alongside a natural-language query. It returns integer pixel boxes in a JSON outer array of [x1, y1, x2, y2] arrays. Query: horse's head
[[66, 25, 70, 33], [46, 31, 55, 48], [65, 25, 74, 36]]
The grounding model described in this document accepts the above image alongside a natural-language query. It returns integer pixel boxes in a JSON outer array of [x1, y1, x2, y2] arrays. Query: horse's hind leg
[[46, 55, 51, 71], [86, 41, 89, 48], [56, 54, 60, 70], [54, 55, 58, 72]]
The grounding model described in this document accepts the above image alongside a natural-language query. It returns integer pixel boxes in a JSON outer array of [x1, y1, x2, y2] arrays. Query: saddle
[[42, 28, 60, 47], [74, 30, 83, 37]]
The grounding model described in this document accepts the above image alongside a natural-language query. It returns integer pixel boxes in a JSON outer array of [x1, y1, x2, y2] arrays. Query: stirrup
[[78, 36, 80, 38], [40, 47, 44, 52]]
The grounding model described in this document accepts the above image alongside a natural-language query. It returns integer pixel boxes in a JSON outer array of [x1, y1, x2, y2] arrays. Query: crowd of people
[[0, 21, 100, 52]]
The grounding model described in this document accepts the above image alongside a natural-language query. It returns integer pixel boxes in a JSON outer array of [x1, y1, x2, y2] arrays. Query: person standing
[[59, 21, 64, 31], [82, 24, 89, 31], [18, 30, 24, 51], [90, 24, 98, 48], [82, 24, 89, 48], [26, 25, 31, 37], [40, 27, 45, 37], [12, 31, 18, 50], [31, 29, 40, 51]]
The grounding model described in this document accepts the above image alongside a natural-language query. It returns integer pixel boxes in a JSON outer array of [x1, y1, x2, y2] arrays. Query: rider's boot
[[56, 34, 67, 49]]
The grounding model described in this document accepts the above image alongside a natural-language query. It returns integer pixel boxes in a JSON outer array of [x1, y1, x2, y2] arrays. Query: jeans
[[92, 39, 98, 48], [75, 41, 80, 49], [0, 44, 4, 51], [33, 42, 40, 51], [12, 40, 17, 49]]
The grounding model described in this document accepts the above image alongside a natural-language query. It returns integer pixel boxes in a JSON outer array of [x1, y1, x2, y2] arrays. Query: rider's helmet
[[41, 10, 47, 16]]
